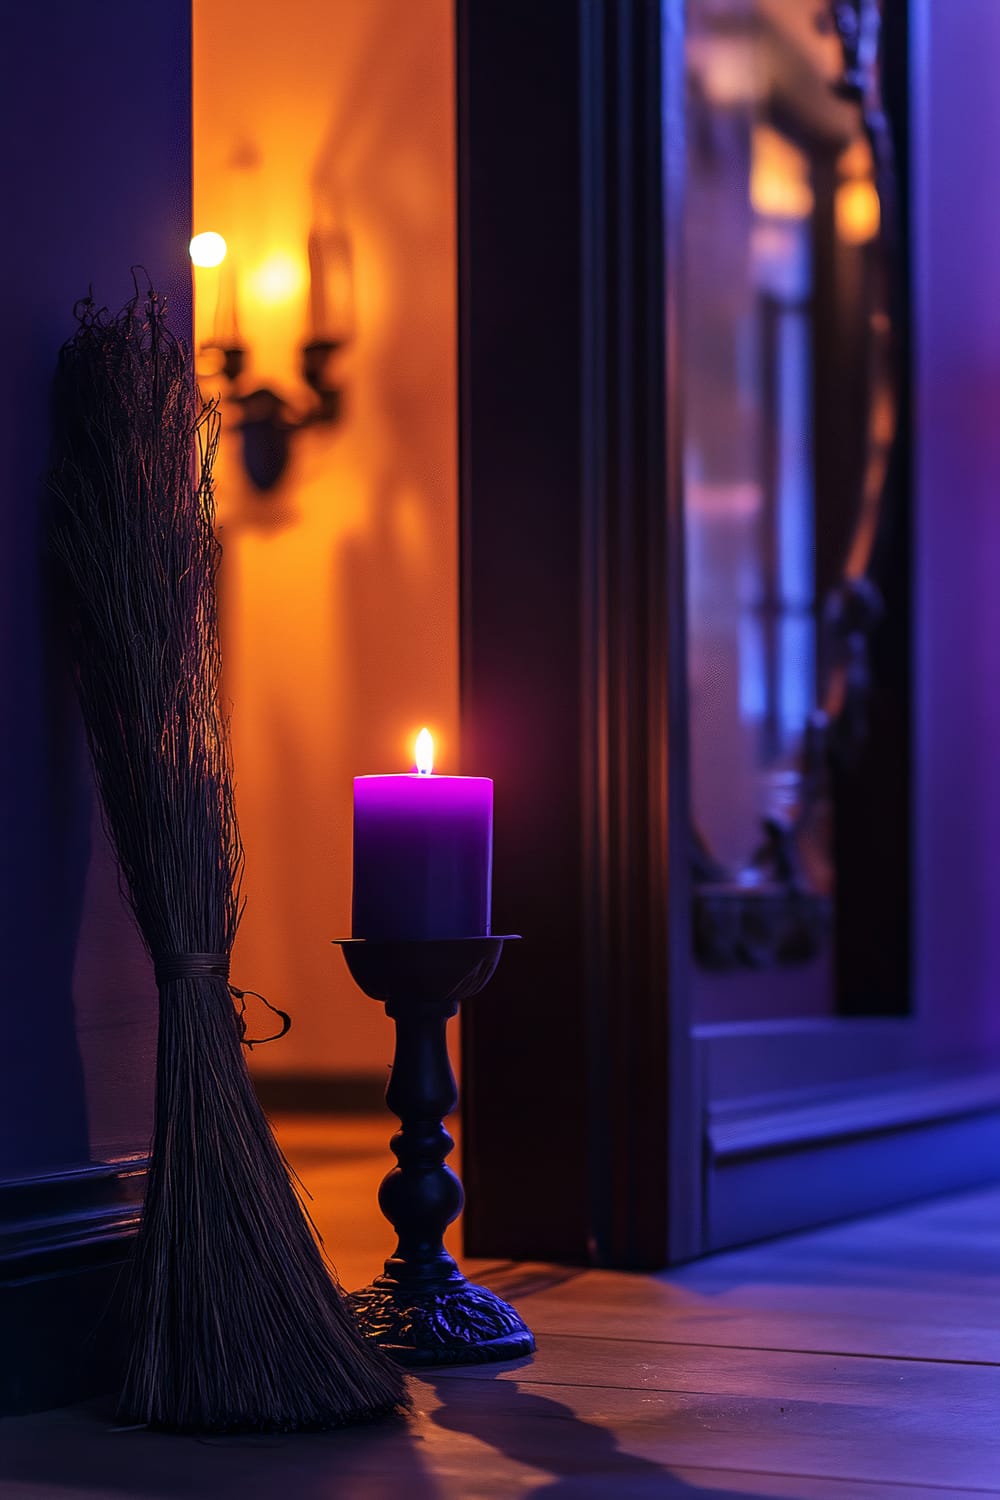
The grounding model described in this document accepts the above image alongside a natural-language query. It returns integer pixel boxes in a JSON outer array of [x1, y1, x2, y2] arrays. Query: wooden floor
[[1, 1113, 999, 1498]]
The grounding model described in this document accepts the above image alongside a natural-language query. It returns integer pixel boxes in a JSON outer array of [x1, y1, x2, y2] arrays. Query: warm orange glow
[[246, 250, 307, 306], [835, 179, 881, 246], [839, 137, 875, 179], [189, 230, 227, 267], [415, 727, 434, 775], [751, 126, 814, 222]]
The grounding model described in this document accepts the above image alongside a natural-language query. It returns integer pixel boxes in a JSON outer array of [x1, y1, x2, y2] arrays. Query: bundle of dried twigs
[[47, 283, 407, 1432]]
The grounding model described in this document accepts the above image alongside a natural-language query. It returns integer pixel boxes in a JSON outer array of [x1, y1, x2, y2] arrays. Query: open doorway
[[192, 0, 459, 1278]]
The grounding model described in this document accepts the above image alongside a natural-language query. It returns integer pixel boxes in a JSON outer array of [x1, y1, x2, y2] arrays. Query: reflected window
[[684, 0, 878, 879]]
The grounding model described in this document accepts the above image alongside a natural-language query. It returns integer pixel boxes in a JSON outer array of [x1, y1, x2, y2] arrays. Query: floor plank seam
[[511, 1327, 1000, 1367], [652, 1465, 1000, 1497], [482, 1268, 589, 1295]]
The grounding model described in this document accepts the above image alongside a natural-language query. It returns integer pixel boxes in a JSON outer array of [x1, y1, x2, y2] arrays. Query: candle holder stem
[[380, 995, 462, 1285], [335, 937, 535, 1366]]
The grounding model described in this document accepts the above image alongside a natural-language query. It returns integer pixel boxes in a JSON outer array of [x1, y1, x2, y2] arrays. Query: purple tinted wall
[[913, 1, 1000, 1054], [0, 3, 191, 1177]]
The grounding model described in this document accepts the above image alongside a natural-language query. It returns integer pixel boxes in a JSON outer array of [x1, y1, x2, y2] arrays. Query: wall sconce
[[190, 223, 355, 492]]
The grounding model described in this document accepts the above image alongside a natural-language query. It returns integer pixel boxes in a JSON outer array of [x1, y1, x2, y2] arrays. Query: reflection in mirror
[[683, 0, 894, 968]]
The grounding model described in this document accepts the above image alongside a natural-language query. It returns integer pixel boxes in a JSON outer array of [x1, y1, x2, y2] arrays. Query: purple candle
[[352, 729, 493, 940]]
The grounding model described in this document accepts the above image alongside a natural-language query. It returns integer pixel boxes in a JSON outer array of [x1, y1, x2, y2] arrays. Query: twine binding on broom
[[153, 954, 291, 1046], [154, 953, 230, 984], [48, 281, 408, 1432]]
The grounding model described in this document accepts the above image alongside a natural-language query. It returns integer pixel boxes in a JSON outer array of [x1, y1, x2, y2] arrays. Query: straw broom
[[47, 284, 407, 1432]]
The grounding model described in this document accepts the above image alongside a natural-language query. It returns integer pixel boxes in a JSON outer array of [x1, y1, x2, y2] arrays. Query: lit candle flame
[[415, 728, 434, 776]]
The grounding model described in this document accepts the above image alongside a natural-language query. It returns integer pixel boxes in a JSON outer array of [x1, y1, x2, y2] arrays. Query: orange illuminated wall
[[193, 0, 458, 1076]]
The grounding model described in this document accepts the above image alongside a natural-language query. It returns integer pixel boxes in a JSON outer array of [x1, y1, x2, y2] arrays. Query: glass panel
[[684, 0, 875, 899]]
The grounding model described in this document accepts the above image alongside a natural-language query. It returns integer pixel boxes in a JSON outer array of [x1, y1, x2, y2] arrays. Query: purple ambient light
[[352, 730, 493, 940]]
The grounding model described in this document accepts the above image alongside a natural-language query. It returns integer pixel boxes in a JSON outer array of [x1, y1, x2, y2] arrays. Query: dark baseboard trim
[[0, 1158, 147, 1276], [0, 1159, 146, 1417], [705, 1063, 1000, 1252], [253, 1071, 388, 1115], [708, 1064, 1000, 1162]]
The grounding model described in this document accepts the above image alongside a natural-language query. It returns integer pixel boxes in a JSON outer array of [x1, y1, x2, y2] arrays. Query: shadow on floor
[[427, 1370, 785, 1500], [0, 1396, 440, 1500]]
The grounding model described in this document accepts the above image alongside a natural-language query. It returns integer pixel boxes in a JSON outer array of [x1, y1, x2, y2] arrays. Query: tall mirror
[[683, 0, 899, 971]]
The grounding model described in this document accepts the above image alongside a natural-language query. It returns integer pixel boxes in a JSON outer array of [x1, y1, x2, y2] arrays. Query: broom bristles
[[127, 973, 403, 1431], [48, 284, 407, 1430]]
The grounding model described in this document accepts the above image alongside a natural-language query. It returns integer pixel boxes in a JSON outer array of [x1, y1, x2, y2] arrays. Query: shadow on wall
[[1, 422, 160, 1184], [1, 0, 189, 1185], [0, 562, 91, 1179]]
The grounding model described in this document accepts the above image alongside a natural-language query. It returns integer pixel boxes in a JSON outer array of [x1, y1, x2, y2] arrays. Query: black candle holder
[[332, 935, 536, 1367]]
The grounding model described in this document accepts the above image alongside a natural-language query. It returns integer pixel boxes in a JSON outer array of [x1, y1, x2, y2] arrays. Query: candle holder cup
[[332, 935, 535, 1367]]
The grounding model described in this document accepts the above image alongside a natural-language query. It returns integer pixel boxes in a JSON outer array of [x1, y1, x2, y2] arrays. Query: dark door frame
[[457, 0, 696, 1268]]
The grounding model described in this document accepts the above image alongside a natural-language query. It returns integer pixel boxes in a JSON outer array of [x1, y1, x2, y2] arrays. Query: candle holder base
[[349, 1273, 535, 1367], [333, 936, 535, 1368]]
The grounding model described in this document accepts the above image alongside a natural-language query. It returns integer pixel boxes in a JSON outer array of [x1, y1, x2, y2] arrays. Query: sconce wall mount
[[192, 224, 355, 492], [201, 336, 346, 492]]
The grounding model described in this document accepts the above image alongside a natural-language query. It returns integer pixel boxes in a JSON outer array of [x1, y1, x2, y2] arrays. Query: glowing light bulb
[[415, 728, 434, 776], [835, 179, 881, 246], [247, 251, 306, 306], [189, 231, 227, 269]]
